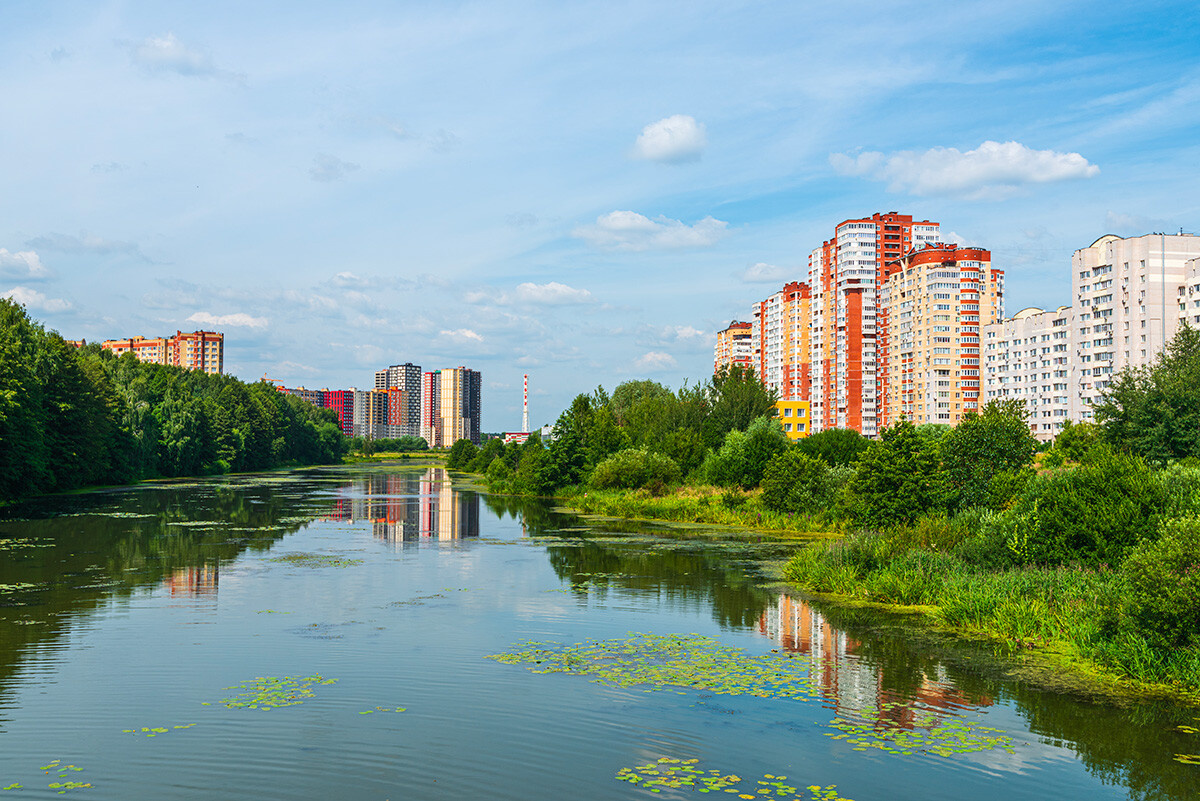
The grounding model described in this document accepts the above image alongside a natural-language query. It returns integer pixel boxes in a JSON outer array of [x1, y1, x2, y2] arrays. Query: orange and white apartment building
[[751, 281, 810, 401], [809, 212, 941, 436], [877, 243, 1004, 427], [102, 330, 224, 374], [713, 320, 753, 373]]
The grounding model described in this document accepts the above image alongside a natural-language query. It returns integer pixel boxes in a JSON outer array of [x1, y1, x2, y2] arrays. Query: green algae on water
[[217, 675, 337, 709], [121, 723, 197, 737], [269, 553, 363, 568], [615, 757, 853, 800], [487, 633, 820, 699], [824, 709, 1014, 757]]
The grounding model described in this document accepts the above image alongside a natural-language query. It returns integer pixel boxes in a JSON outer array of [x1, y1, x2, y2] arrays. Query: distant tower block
[[523, 374, 529, 433]]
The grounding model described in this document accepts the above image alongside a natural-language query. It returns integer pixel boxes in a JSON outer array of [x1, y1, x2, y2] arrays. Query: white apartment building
[[983, 306, 1073, 442], [1179, 256, 1200, 328], [1072, 233, 1200, 420]]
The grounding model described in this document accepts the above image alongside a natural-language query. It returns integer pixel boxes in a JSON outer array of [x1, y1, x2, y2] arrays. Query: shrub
[[589, 448, 681, 490], [760, 450, 831, 515], [938, 400, 1037, 511], [1119, 517, 1200, 648], [702, 415, 788, 488], [446, 439, 479, 469], [842, 420, 942, 528], [795, 428, 868, 467], [1003, 443, 1164, 566], [1155, 463, 1200, 519]]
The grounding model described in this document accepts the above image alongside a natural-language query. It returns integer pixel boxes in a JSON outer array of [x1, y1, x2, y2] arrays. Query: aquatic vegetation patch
[[269, 553, 363, 568], [0, 537, 52, 551], [1176, 719, 1200, 765], [38, 761, 90, 794], [487, 633, 819, 700], [824, 710, 1014, 757], [0, 582, 43, 594], [256, 609, 292, 614], [358, 706, 406, 714], [212, 675, 337, 709], [615, 757, 851, 800], [121, 723, 197, 737]]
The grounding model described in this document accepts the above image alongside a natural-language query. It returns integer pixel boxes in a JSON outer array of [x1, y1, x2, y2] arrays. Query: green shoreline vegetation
[[0, 300, 355, 505], [447, 331, 1200, 702]]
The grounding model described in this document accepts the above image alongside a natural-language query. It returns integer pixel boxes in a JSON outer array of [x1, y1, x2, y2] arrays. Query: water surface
[[0, 465, 1196, 800]]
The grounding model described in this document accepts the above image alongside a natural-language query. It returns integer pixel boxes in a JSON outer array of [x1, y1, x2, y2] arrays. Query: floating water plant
[[614, 757, 852, 800], [358, 706, 406, 714], [121, 724, 196, 737], [38, 762, 90, 794], [216, 675, 337, 709], [824, 712, 1013, 757], [269, 553, 363, 568], [487, 633, 819, 700]]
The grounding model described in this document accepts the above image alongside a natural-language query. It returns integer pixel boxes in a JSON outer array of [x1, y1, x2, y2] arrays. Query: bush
[[1119, 518, 1200, 648], [1002, 443, 1164, 566], [938, 400, 1037, 511], [702, 415, 788, 488], [1155, 463, 1200, 519], [842, 420, 942, 528], [760, 450, 832, 515], [795, 428, 868, 467], [589, 448, 682, 490], [446, 439, 479, 469]]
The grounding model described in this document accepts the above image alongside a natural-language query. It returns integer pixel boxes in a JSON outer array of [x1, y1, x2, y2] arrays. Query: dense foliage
[[0, 300, 344, 501]]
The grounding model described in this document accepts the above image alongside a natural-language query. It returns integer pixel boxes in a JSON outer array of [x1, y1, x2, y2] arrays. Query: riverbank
[[780, 533, 1200, 705], [499, 480, 1200, 705], [557, 485, 838, 536]]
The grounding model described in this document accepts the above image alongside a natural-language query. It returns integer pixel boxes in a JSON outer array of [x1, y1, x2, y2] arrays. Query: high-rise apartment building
[[374, 362, 422, 438], [101, 330, 224, 374], [877, 243, 1004, 427], [751, 281, 811, 400], [809, 212, 941, 434], [714, 320, 753, 373], [982, 306, 1072, 441], [1180, 257, 1200, 328], [1071, 233, 1200, 420], [421, 367, 482, 447], [352, 389, 389, 440]]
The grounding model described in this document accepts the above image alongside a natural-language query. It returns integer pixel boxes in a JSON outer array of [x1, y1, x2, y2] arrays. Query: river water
[[0, 464, 1196, 800]]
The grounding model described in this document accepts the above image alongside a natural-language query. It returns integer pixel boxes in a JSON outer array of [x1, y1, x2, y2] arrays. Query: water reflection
[[324, 468, 480, 542], [162, 565, 219, 597], [759, 594, 993, 724]]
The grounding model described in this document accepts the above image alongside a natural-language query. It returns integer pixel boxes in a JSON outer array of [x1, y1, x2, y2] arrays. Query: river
[[0, 464, 1196, 800]]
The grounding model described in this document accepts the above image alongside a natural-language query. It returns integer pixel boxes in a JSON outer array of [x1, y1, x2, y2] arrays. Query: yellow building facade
[[774, 400, 811, 440]]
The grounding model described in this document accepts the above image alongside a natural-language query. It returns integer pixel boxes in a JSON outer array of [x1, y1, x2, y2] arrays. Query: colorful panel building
[[751, 281, 811, 400], [714, 320, 753, 373]]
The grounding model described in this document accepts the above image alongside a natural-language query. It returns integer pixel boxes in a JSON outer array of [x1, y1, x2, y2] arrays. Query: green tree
[[843, 420, 942, 527], [703, 415, 788, 488], [761, 450, 832, 515], [795, 427, 868, 467], [701, 365, 777, 449], [938, 399, 1037, 511]]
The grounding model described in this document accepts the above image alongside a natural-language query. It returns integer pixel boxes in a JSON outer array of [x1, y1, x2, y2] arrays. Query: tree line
[[0, 299, 345, 502]]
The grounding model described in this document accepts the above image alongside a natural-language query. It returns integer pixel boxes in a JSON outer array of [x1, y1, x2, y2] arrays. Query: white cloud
[[1104, 211, 1163, 235], [573, 211, 728, 251], [634, 351, 678, 372], [512, 282, 592, 305], [187, 311, 268, 329], [440, 328, 484, 343], [633, 114, 707, 163], [3, 286, 71, 313], [128, 33, 239, 80], [310, 153, 360, 182], [0, 249, 50, 280], [26, 232, 146, 260], [739, 262, 788, 283], [830, 140, 1099, 199]]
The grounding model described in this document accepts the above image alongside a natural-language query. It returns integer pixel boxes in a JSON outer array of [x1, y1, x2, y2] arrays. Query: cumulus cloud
[[830, 140, 1099, 199], [128, 33, 240, 80], [3, 286, 71, 313], [633, 115, 707, 163], [573, 211, 728, 251], [740, 262, 788, 283], [187, 311, 268, 329], [26, 232, 147, 260], [510, 282, 592, 305], [0, 249, 50, 280], [439, 328, 484, 343], [634, 351, 678, 372], [661, 325, 707, 342], [310, 153, 360, 182]]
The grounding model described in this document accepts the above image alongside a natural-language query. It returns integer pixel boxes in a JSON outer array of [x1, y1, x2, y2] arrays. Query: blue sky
[[2, 0, 1198, 431]]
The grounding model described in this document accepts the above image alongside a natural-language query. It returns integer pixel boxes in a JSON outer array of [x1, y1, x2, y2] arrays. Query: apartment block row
[[79, 330, 225, 374], [281, 363, 481, 448], [717, 216, 1200, 442]]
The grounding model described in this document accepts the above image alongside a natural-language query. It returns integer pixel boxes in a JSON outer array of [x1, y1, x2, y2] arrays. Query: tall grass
[[566, 486, 834, 534], [782, 532, 1200, 692]]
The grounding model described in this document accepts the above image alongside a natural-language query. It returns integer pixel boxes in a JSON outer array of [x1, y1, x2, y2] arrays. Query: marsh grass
[[564, 486, 835, 535], [783, 535, 1200, 692]]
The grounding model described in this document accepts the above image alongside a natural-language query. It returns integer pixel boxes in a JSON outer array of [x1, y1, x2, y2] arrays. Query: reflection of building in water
[[758, 594, 991, 724], [325, 469, 478, 542], [163, 565, 218, 596]]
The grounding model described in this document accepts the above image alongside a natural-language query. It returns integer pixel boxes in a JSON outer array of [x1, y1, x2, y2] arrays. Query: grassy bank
[[561, 485, 836, 536], [782, 528, 1200, 702]]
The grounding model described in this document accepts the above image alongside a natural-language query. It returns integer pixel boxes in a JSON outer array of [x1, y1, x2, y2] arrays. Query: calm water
[[0, 464, 1196, 800]]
